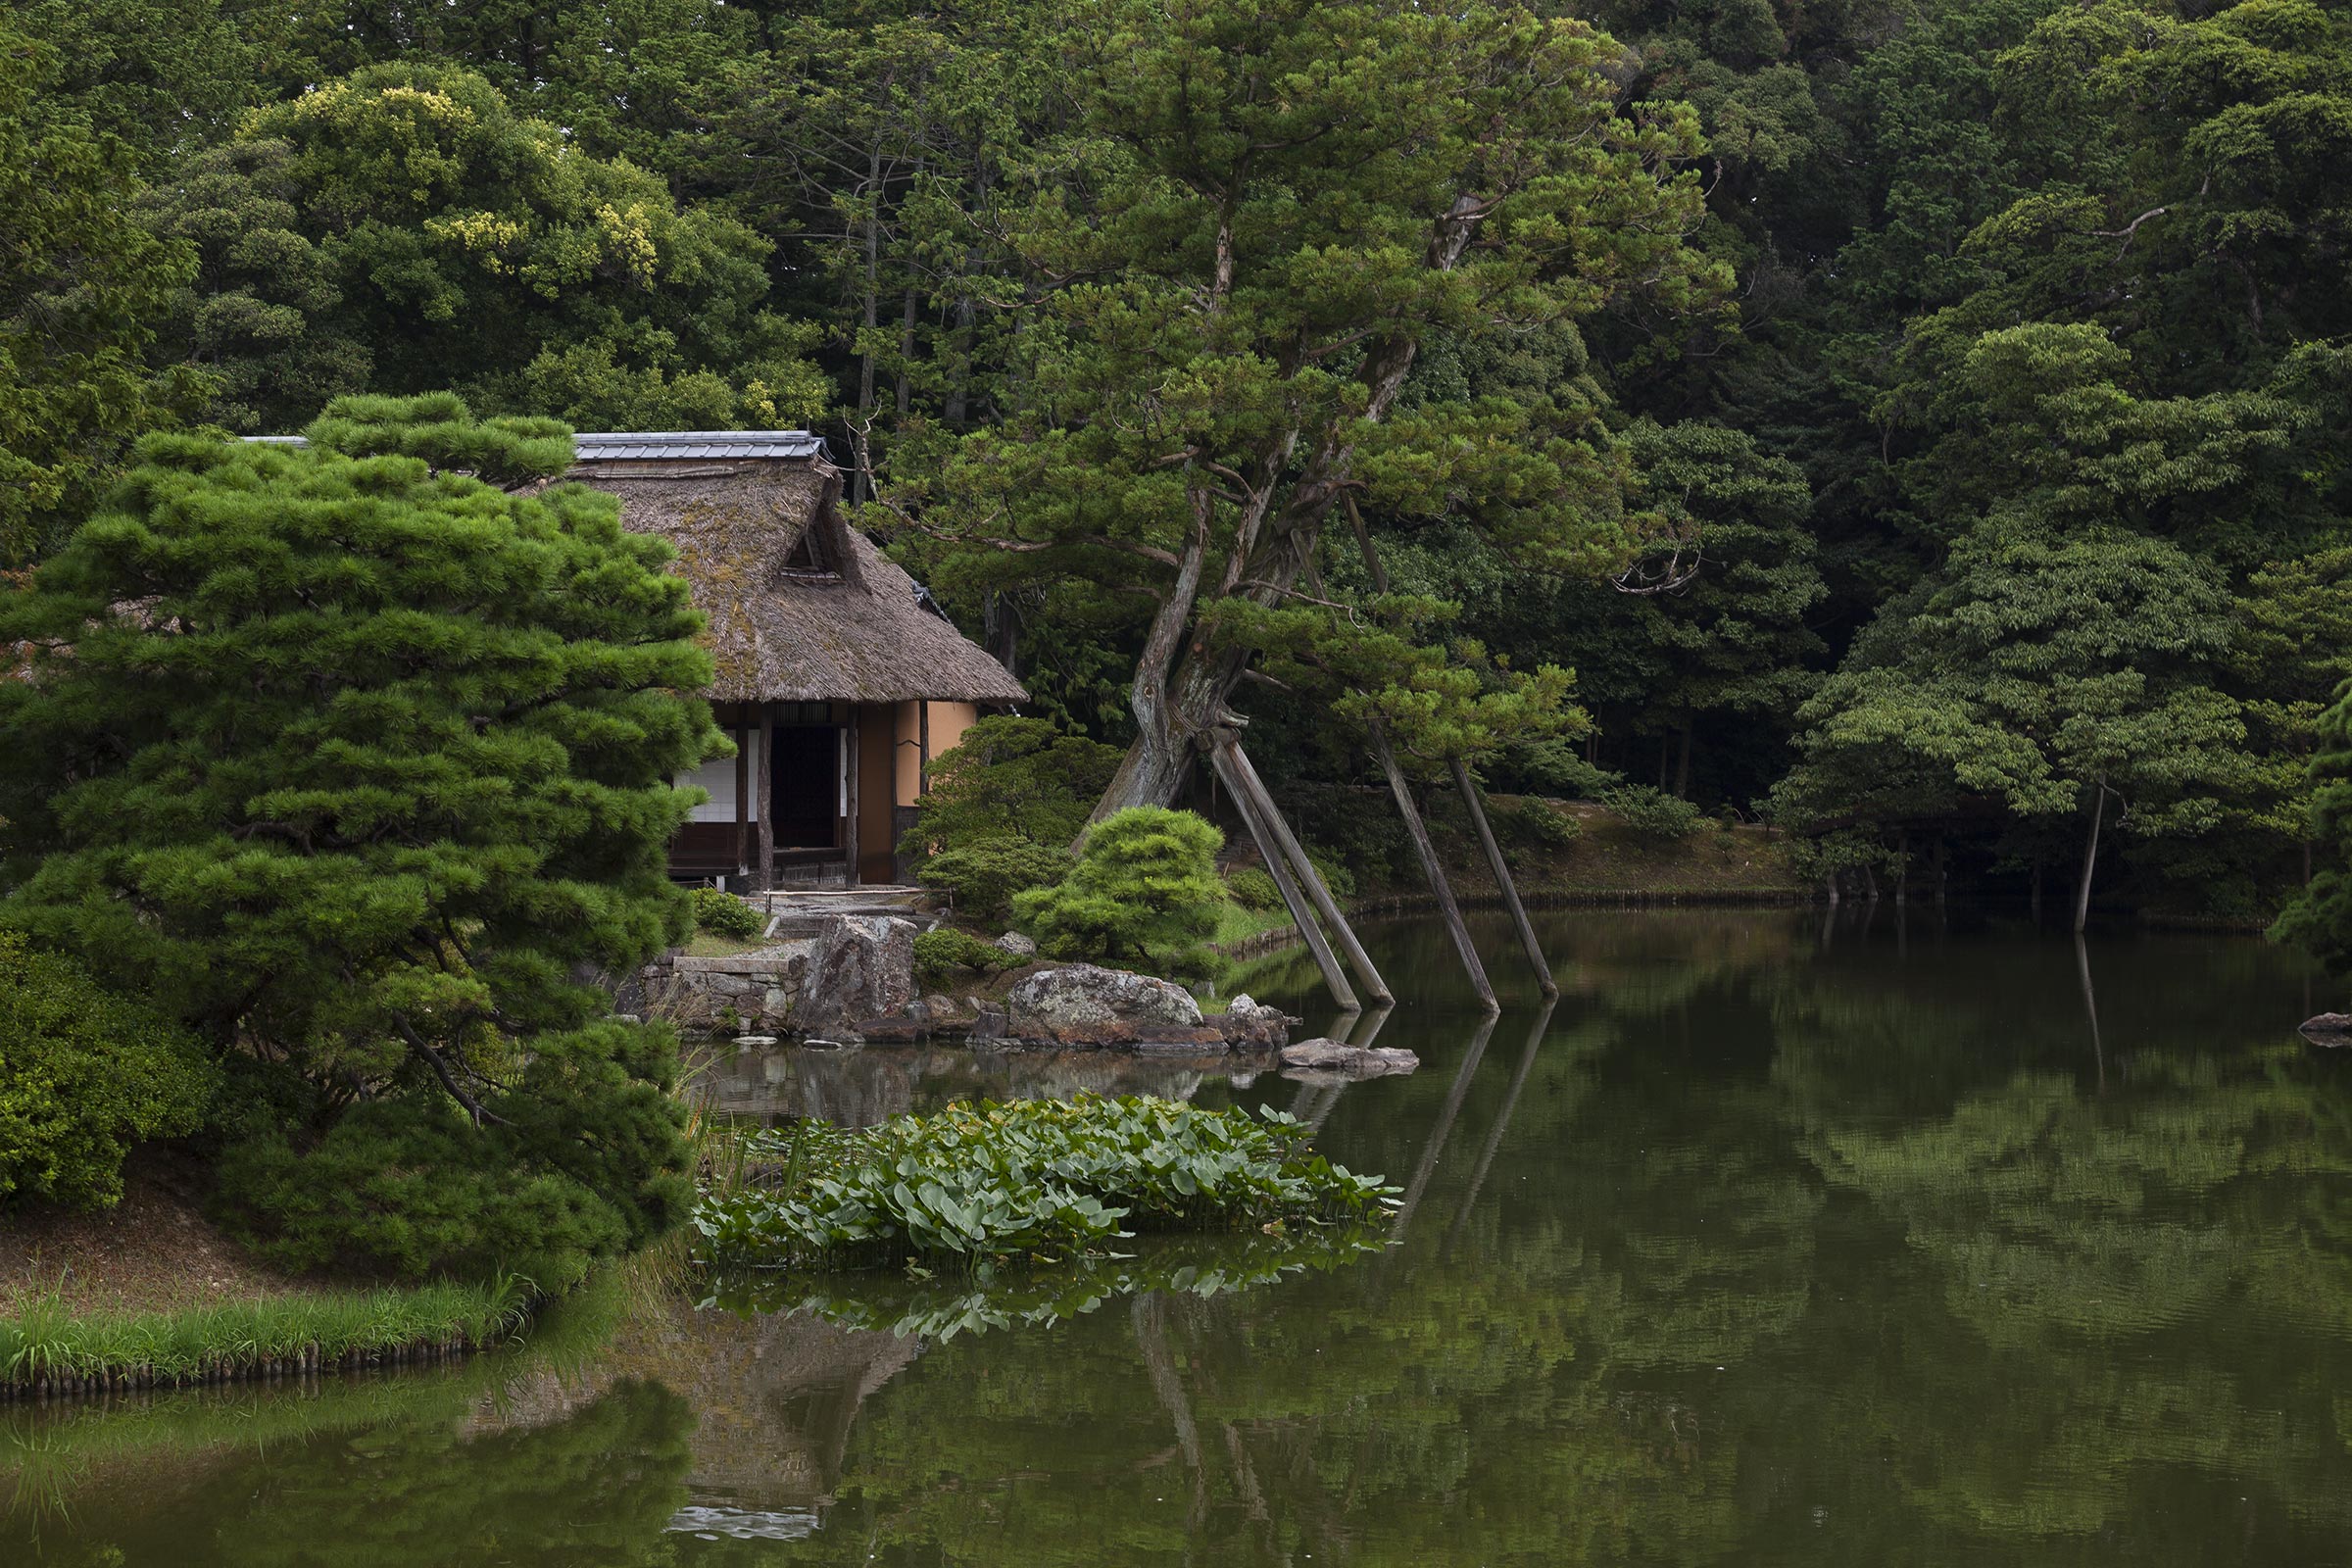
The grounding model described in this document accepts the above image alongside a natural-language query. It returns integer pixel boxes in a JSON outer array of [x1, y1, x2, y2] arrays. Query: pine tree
[[0, 394, 726, 1282]]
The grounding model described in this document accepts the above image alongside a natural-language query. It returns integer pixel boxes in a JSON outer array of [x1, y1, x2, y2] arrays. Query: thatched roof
[[572, 456, 1028, 707]]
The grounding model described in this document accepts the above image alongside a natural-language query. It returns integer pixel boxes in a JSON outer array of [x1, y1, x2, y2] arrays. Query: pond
[[9, 908, 2352, 1566]]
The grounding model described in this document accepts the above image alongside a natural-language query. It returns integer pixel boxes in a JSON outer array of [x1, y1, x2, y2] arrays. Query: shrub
[[1493, 797, 1580, 852], [0, 933, 218, 1209], [1599, 783, 1704, 842], [690, 887, 762, 941], [915, 837, 1072, 923], [912, 927, 1015, 989], [694, 1093, 1395, 1268], [218, 1020, 692, 1292], [1224, 865, 1285, 912], [1013, 808, 1226, 971], [905, 715, 1125, 849], [899, 717, 1120, 922]]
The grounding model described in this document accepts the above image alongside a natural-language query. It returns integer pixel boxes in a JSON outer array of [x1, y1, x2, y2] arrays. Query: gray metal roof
[[572, 431, 826, 461], [241, 431, 828, 461]]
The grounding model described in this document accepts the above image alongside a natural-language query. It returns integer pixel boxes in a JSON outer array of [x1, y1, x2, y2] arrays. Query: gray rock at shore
[[795, 915, 920, 1032], [1279, 1038, 1420, 1077], [2301, 1011, 2352, 1048], [1206, 993, 1298, 1051], [1003, 963, 1225, 1048]]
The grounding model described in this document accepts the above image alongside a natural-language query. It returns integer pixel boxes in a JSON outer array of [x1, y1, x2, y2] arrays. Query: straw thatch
[[575, 461, 1027, 706]]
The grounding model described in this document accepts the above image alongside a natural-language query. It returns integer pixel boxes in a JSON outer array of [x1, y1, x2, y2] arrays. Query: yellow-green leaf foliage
[[0, 932, 217, 1209]]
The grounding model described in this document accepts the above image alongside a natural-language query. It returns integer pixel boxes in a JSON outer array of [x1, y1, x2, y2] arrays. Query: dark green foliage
[[1601, 784, 1706, 842], [0, 396, 714, 1276], [2273, 687, 2352, 975], [916, 839, 1074, 925], [906, 716, 1125, 851], [0, 932, 217, 1209], [1493, 797, 1582, 853], [689, 888, 762, 942], [218, 1020, 690, 1291], [1224, 866, 1286, 913], [0, 24, 206, 564], [911, 927, 1016, 989], [903, 716, 1121, 921], [1013, 808, 1227, 971], [693, 1094, 1394, 1268]]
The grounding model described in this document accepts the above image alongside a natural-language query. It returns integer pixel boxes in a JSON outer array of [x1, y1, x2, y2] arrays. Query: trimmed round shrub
[[1014, 807, 1225, 971], [1225, 865, 1285, 912], [912, 927, 1016, 989], [690, 887, 762, 941], [0, 932, 219, 1209]]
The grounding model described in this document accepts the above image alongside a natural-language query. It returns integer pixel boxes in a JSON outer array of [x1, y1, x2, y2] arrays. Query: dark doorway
[[771, 726, 840, 849]]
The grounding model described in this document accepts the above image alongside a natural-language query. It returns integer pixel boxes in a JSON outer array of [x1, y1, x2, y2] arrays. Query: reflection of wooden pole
[[1387, 1012, 1497, 1252], [1224, 739, 1393, 1005], [2076, 931, 2105, 1093], [1209, 742, 1355, 1010], [1447, 999, 1556, 1249], [1450, 758, 1555, 996], [1370, 723, 1496, 1010]]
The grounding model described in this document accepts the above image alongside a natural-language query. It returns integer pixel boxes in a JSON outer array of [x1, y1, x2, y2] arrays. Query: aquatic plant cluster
[[693, 1094, 1395, 1267]]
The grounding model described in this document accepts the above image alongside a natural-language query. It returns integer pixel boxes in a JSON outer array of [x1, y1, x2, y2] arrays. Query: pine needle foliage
[[0, 395, 724, 1282], [1013, 807, 1226, 971]]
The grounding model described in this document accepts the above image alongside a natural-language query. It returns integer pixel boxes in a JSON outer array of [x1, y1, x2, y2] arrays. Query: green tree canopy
[[0, 395, 720, 1281], [0, 24, 204, 565]]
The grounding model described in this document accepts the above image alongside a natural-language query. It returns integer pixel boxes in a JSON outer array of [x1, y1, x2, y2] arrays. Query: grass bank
[[1, 1276, 535, 1402]]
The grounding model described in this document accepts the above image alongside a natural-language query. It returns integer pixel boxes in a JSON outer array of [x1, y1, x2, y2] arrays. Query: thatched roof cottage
[[566, 432, 1026, 889]]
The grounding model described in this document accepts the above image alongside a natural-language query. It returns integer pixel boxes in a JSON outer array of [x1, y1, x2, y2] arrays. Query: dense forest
[[6, 0, 2349, 928]]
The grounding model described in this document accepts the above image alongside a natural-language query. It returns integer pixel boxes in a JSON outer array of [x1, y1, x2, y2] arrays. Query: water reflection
[[10, 910, 2352, 1566]]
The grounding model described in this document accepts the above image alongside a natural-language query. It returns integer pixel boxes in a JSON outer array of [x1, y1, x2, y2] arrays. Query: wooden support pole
[[1209, 741, 1356, 1011], [917, 700, 931, 797], [755, 708, 775, 893], [1449, 757, 1556, 997], [733, 724, 750, 886], [856, 710, 874, 888], [1224, 740, 1394, 1005], [1369, 722, 1496, 1011]]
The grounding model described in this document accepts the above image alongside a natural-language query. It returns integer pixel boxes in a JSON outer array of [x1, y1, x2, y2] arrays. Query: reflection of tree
[[6, 1380, 694, 1566], [1781, 999, 2352, 1550]]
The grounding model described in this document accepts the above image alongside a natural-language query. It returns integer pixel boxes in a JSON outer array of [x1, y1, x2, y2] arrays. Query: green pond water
[[10, 908, 2352, 1566]]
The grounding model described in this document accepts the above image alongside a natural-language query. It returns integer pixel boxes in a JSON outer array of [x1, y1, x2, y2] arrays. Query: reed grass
[[0, 1274, 535, 1398]]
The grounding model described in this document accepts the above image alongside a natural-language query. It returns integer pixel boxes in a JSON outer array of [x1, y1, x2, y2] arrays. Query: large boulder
[[1279, 1038, 1420, 1077], [1003, 964, 1226, 1048], [795, 915, 919, 1032], [2301, 1012, 2352, 1049]]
